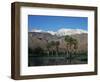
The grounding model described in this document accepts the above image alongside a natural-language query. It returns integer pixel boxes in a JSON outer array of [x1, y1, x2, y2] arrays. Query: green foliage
[[64, 35, 78, 50]]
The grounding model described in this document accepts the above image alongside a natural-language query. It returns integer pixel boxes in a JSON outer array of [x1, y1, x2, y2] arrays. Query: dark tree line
[[29, 35, 79, 57]]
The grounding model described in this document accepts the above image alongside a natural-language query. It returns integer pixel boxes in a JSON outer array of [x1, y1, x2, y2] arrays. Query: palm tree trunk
[[69, 44, 72, 64]]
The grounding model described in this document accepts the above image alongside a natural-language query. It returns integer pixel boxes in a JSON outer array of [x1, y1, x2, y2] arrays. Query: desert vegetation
[[28, 32, 87, 66]]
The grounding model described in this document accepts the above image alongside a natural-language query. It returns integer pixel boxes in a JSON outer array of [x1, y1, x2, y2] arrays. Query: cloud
[[30, 29, 43, 32]]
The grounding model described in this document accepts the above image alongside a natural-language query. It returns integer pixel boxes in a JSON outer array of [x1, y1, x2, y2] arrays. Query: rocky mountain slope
[[28, 31, 87, 53]]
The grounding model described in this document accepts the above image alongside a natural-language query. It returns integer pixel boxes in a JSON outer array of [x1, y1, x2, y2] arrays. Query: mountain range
[[28, 28, 88, 53], [30, 28, 87, 36]]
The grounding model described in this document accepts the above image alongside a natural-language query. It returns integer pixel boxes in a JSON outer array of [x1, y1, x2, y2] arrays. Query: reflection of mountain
[[28, 31, 88, 53]]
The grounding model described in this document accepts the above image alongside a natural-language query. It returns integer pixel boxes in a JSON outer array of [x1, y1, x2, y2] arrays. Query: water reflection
[[28, 55, 87, 66]]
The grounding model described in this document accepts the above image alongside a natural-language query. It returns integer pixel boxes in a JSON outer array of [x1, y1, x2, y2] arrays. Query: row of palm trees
[[29, 35, 78, 57], [45, 35, 78, 56]]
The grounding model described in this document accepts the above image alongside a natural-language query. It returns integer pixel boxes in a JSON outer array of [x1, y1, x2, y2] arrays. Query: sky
[[28, 15, 88, 32]]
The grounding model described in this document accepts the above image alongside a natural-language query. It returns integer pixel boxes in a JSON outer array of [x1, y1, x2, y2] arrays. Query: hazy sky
[[28, 15, 88, 32]]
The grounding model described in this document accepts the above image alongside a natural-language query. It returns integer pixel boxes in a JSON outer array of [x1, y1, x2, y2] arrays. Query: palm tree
[[46, 40, 52, 56], [50, 41, 56, 55], [46, 40, 57, 56], [65, 35, 72, 55], [46, 42, 51, 56], [64, 35, 78, 63], [55, 41, 60, 55], [72, 38, 78, 55]]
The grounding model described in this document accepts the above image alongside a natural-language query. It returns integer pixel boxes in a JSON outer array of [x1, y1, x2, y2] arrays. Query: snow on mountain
[[47, 31, 56, 35], [30, 28, 87, 36], [55, 28, 87, 36]]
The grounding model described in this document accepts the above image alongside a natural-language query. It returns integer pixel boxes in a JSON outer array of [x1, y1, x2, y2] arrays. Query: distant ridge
[[30, 28, 87, 36]]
